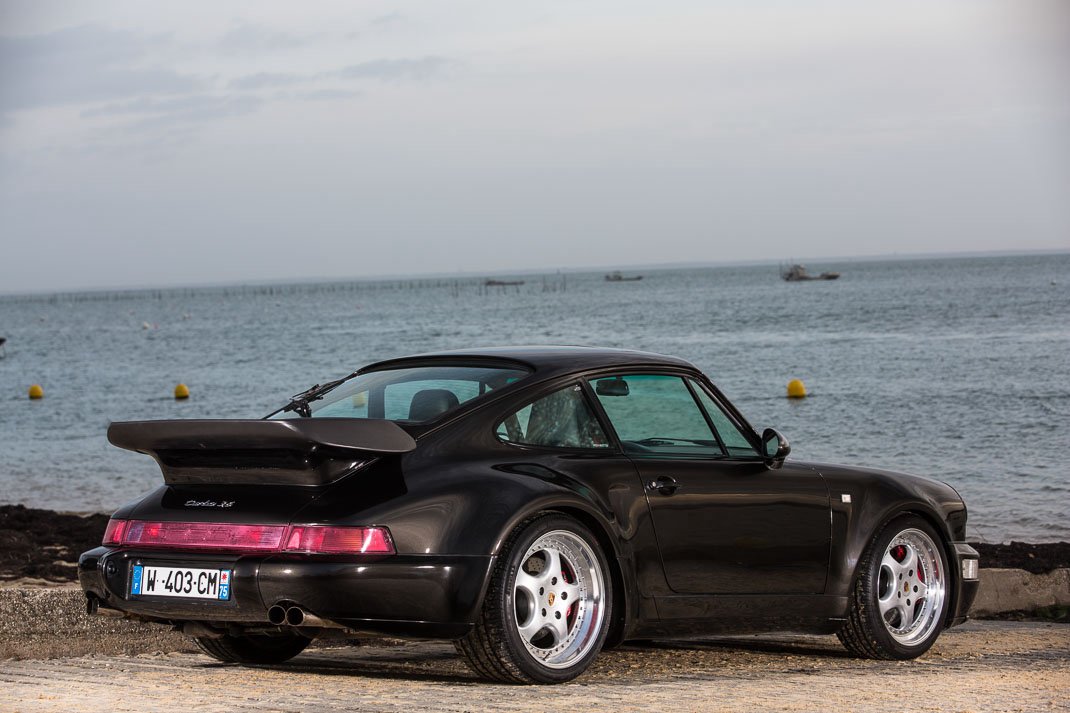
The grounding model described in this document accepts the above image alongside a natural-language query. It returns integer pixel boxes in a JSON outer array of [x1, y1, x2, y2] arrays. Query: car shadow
[[623, 635, 855, 659], [225, 644, 482, 685], [193, 634, 855, 685]]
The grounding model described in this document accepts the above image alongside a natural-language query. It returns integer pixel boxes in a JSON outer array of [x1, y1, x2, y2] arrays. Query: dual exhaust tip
[[267, 604, 340, 629]]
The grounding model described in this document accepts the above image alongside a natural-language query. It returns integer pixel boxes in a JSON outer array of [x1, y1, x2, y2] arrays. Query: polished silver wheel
[[512, 529, 606, 669], [458, 514, 612, 683], [876, 528, 946, 646], [838, 515, 950, 660]]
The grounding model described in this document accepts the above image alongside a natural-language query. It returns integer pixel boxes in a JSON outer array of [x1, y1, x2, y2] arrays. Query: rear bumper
[[79, 547, 493, 639], [948, 542, 980, 626]]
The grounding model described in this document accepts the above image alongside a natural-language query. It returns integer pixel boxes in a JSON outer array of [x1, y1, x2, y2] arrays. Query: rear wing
[[107, 418, 416, 486]]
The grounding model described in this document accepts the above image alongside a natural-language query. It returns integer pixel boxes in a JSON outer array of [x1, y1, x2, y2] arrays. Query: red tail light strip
[[102, 518, 395, 554], [123, 521, 287, 551]]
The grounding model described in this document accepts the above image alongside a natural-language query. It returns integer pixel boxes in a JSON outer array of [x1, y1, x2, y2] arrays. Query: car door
[[590, 372, 831, 595]]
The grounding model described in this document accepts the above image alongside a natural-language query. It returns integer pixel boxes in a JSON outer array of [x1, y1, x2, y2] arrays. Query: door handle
[[646, 476, 680, 495]]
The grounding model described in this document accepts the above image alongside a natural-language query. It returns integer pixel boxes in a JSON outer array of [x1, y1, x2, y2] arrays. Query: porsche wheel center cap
[[547, 592, 556, 606]]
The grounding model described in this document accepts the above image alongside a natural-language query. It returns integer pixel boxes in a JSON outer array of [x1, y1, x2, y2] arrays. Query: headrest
[[408, 389, 460, 422]]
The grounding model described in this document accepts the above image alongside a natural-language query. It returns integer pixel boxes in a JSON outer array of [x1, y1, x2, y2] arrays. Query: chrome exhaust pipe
[[267, 604, 287, 626], [285, 606, 343, 629], [285, 606, 309, 626]]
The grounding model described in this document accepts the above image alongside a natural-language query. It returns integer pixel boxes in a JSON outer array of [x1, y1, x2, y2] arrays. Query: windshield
[[271, 364, 530, 423]]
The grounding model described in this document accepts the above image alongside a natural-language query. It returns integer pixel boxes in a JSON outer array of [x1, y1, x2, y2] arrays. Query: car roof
[[362, 345, 697, 376]]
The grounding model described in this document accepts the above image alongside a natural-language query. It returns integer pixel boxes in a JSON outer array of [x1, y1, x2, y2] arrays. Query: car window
[[496, 385, 610, 449], [592, 374, 723, 457], [689, 379, 760, 457], [383, 379, 482, 420], [274, 365, 529, 423], [313, 390, 370, 418]]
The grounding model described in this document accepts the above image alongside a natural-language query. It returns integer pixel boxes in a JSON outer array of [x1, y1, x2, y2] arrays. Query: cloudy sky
[[1, 0, 1067, 292]]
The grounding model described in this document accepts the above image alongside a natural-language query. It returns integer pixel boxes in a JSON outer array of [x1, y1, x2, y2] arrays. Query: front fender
[[814, 463, 967, 602]]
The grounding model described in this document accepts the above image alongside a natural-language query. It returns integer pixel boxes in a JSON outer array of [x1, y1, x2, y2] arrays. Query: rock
[[972, 568, 1070, 617]]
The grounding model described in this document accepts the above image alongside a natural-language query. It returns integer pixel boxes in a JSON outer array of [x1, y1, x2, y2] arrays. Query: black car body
[[80, 346, 980, 683]]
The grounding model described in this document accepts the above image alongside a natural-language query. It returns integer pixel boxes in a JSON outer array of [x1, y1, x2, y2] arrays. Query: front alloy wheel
[[838, 515, 950, 659], [457, 513, 612, 683]]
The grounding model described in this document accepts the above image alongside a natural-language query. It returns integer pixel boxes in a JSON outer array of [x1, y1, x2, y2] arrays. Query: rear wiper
[[280, 372, 358, 417]]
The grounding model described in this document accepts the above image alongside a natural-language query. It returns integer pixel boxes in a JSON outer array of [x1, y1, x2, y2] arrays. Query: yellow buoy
[[786, 379, 807, 399], [28, 384, 44, 399], [174, 383, 190, 400]]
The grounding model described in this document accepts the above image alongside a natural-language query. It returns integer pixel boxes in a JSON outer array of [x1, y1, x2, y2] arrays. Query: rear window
[[275, 365, 529, 423]]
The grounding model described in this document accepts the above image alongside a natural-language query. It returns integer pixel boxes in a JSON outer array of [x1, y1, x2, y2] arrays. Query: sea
[[1, 253, 1068, 544]]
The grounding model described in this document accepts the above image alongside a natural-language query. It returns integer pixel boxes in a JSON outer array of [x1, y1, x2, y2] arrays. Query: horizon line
[[1, 246, 1067, 299]]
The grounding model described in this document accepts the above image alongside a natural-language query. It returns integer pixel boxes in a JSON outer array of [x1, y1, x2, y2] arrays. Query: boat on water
[[484, 279, 525, 287], [605, 271, 643, 282], [780, 264, 840, 282]]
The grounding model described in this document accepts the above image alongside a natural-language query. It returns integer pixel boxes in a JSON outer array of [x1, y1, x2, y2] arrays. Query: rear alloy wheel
[[194, 631, 310, 665], [838, 515, 950, 659], [457, 513, 612, 683]]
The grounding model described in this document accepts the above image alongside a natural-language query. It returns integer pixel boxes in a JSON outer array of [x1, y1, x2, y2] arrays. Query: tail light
[[100, 518, 394, 555], [102, 518, 126, 545], [122, 521, 287, 551], [284, 526, 395, 554]]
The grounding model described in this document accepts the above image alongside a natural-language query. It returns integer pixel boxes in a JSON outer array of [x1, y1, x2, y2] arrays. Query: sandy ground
[[1, 621, 1067, 713]]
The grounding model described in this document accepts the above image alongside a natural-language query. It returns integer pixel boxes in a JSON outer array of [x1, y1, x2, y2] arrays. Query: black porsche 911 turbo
[[80, 346, 980, 683]]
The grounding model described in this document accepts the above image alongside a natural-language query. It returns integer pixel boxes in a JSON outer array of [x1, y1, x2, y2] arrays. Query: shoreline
[[2, 504, 1068, 584]]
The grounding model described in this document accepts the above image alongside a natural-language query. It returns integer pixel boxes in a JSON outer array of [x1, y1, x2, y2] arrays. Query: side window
[[592, 374, 723, 457], [690, 380, 760, 457], [496, 385, 610, 449]]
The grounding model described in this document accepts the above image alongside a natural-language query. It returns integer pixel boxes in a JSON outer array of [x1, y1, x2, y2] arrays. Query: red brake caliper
[[563, 567, 574, 622]]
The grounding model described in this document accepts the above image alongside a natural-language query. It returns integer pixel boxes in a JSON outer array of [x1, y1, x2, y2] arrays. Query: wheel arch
[[897, 507, 960, 629], [548, 505, 630, 649], [840, 505, 959, 626], [480, 498, 635, 648]]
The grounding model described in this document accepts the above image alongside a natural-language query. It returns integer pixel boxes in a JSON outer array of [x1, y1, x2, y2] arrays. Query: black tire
[[838, 514, 951, 660], [194, 631, 310, 665], [456, 513, 613, 684]]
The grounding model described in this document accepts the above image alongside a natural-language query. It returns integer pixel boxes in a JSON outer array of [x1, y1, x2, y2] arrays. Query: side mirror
[[595, 377, 630, 397], [761, 428, 791, 469]]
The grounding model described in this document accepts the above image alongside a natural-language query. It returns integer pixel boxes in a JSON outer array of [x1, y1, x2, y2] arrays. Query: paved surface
[[1, 621, 1067, 713]]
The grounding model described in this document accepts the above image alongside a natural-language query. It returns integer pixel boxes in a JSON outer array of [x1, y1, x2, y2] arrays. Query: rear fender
[[373, 463, 642, 641]]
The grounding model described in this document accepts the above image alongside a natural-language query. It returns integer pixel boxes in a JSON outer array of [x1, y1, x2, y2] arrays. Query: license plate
[[131, 565, 232, 600]]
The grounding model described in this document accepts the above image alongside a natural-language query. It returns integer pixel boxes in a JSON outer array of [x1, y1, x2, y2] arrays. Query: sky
[[1, 0, 1068, 293]]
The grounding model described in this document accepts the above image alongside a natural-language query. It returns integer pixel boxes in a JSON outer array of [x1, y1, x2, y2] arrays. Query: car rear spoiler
[[107, 419, 417, 486]]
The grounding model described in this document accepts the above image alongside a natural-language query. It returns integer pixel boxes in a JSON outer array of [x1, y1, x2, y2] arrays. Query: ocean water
[[1, 254, 1068, 543]]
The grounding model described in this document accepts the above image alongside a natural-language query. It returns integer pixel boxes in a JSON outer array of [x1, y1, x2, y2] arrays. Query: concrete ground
[[1, 621, 1067, 713]]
